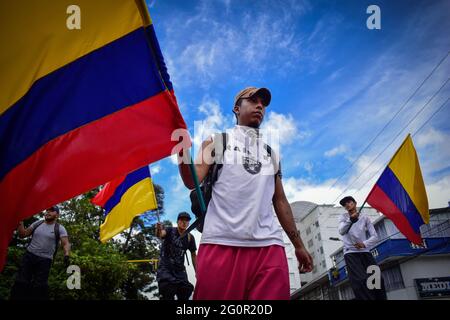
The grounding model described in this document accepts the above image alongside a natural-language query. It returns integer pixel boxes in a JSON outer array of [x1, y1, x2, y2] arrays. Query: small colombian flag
[[92, 166, 158, 243]]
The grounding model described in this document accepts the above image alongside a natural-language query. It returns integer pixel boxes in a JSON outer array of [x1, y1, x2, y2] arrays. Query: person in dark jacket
[[156, 212, 197, 300]]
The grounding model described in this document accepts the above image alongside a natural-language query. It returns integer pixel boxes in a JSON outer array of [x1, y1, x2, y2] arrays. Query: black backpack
[[30, 220, 61, 261], [188, 132, 273, 233], [189, 132, 228, 233]]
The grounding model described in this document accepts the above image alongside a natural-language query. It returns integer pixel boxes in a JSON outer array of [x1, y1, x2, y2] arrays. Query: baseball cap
[[234, 87, 271, 107], [177, 212, 191, 221], [46, 206, 60, 214], [339, 196, 356, 207]]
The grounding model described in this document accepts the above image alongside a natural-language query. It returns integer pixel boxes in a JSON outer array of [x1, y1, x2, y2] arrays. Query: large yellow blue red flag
[[0, 1, 188, 269], [366, 134, 429, 245], [91, 166, 157, 243]]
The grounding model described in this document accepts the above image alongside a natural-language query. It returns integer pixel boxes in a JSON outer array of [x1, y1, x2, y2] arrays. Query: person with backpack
[[155, 212, 197, 300], [10, 205, 71, 300], [178, 86, 313, 300]]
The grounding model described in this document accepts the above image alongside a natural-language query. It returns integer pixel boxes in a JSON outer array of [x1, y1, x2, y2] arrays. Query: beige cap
[[234, 87, 271, 106]]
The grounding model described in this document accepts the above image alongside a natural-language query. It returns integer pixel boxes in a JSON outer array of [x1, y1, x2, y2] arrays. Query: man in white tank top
[[178, 87, 313, 300]]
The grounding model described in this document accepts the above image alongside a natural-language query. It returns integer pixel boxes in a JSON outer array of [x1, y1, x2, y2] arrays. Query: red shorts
[[193, 244, 290, 300]]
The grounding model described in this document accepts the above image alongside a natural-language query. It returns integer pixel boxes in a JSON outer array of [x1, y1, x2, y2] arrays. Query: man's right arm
[[17, 221, 34, 239], [155, 223, 167, 239], [178, 137, 214, 189], [338, 215, 352, 235]]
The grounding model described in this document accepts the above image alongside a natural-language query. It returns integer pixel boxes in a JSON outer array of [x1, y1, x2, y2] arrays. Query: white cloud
[[426, 175, 450, 208], [192, 97, 234, 151], [324, 144, 347, 158], [169, 153, 179, 165], [164, 174, 191, 219], [325, 67, 344, 82], [283, 175, 375, 206], [414, 127, 450, 178], [261, 112, 300, 150], [283, 177, 344, 204], [283, 172, 450, 210], [150, 164, 162, 175], [162, 0, 312, 88], [416, 127, 446, 148]]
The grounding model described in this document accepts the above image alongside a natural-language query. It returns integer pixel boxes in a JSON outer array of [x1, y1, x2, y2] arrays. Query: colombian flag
[[91, 166, 157, 243], [366, 134, 429, 245], [0, 1, 188, 269]]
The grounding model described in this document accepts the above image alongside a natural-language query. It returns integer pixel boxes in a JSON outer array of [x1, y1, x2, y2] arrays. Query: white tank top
[[200, 125, 285, 247]]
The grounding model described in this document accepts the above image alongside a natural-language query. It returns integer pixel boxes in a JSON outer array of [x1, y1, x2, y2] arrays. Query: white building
[[329, 206, 450, 300], [288, 201, 380, 285], [282, 231, 301, 294], [292, 206, 450, 300]]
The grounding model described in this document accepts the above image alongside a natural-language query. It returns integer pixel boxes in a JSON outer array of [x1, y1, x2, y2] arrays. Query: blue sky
[[144, 0, 450, 224]]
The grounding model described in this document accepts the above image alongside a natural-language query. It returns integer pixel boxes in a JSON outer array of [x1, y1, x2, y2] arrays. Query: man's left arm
[[273, 175, 313, 273], [61, 236, 71, 266]]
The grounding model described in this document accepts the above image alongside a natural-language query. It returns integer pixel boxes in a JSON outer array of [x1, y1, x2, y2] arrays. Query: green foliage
[[0, 183, 166, 300]]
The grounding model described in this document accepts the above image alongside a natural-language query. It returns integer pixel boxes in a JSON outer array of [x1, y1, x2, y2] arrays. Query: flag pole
[[358, 200, 367, 214], [178, 150, 207, 239], [148, 165, 161, 223], [152, 183, 161, 224], [188, 156, 207, 214]]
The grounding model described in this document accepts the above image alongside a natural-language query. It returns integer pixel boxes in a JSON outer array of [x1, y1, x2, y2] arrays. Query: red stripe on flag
[[91, 176, 126, 207], [367, 185, 423, 245], [0, 90, 188, 270]]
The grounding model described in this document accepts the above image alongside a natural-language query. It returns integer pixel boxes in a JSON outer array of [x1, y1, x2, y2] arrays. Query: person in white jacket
[[338, 196, 387, 300]]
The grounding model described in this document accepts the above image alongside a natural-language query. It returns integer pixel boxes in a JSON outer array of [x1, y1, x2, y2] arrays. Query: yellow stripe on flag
[[100, 177, 157, 243], [0, 0, 151, 114], [387, 135, 429, 223]]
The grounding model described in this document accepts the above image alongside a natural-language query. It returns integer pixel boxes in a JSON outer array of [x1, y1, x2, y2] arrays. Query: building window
[[315, 221, 319, 228], [306, 227, 311, 235], [317, 233, 321, 241], [321, 260, 326, 268], [319, 246, 324, 254], [308, 239, 314, 248], [382, 265, 405, 292]]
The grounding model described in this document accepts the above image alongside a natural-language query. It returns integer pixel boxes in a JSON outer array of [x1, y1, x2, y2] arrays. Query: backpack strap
[[31, 220, 45, 235], [27, 220, 45, 249], [211, 132, 228, 183], [183, 133, 228, 238], [264, 143, 272, 157], [263, 144, 281, 181], [53, 223, 60, 261], [212, 132, 228, 167]]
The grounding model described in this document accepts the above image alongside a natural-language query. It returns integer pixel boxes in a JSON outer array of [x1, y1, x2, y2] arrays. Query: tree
[[0, 183, 166, 300]]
